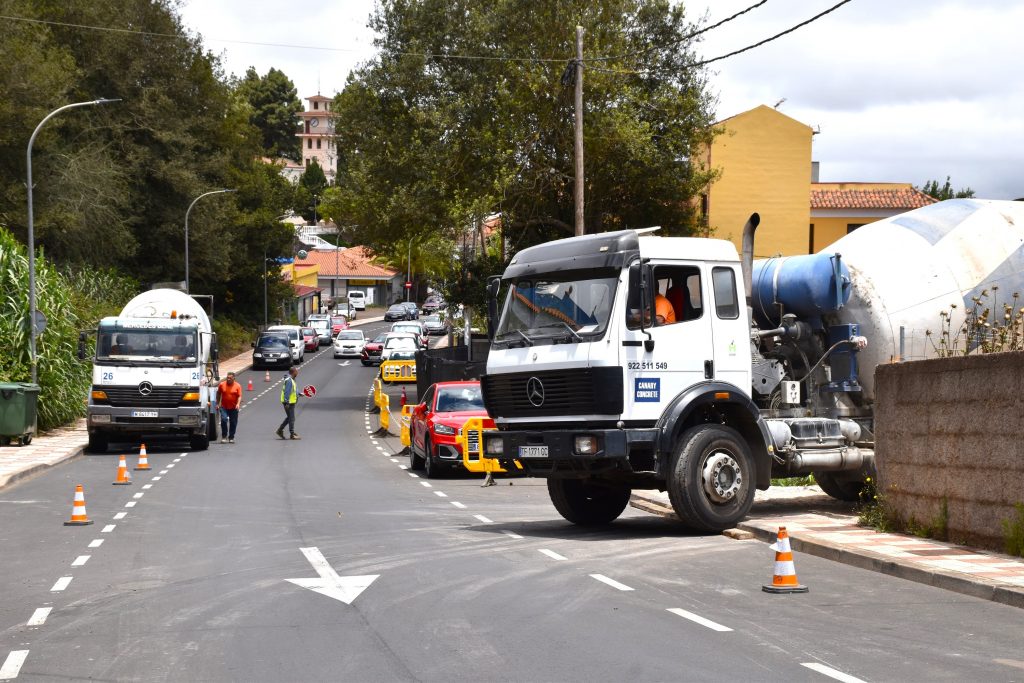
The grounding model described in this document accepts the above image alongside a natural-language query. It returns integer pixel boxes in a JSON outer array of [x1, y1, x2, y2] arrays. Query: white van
[[266, 325, 305, 363], [347, 291, 366, 310]]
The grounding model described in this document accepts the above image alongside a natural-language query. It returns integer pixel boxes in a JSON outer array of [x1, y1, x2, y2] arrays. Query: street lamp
[[26, 98, 120, 384], [406, 239, 415, 302], [185, 188, 236, 293]]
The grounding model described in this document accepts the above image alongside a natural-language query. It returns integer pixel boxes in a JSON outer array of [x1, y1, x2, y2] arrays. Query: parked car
[[421, 295, 445, 314], [400, 301, 419, 319], [301, 327, 319, 352], [391, 321, 428, 349], [360, 332, 389, 366], [333, 330, 366, 358], [266, 325, 304, 363], [307, 317, 333, 346], [384, 304, 411, 321], [333, 302, 357, 320], [409, 381, 494, 477], [330, 315, 350, 336], [347, 291, 366, 310], [379, 332, 419, 362], [421, 314, 449, 336], [251, 332, 292, 370]]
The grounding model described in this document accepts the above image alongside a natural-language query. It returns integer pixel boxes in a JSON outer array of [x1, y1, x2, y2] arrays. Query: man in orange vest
[[216, 372, 243, 444]]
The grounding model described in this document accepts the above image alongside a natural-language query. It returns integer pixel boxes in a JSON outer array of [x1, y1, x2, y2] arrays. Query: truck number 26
[[102, 371, 114, 381]]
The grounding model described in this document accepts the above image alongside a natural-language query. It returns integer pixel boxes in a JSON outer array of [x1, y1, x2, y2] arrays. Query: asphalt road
[[2, 320, 1023, 681]]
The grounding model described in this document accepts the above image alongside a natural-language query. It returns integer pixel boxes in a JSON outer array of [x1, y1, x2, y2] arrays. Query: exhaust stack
[[740, 212, 760, 314]]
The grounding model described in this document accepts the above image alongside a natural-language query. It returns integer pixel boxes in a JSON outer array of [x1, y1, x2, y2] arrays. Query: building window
[[313, 101, 319, 110], [316, 139, 321, 149], [808, 224, 815, 253], [307, 139, 312, 149], [305, 158, 310, 167], [847, 223, 865, 234]]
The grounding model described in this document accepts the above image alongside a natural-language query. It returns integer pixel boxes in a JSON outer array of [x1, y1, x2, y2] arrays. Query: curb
[[0, 443, 86, 492]]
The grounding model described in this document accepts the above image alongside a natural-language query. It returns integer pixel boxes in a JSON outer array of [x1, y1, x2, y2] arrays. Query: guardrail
[[380, 359, 416, 384], [458, 417, 522, 475]]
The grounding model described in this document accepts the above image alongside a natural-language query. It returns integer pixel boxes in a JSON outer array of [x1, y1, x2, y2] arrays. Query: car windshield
[[310, 320, 329, 331], [393, 324, 420, 333], [337, 331, 363, 340], [494, 272, 617, 345], [423, 315, 441, 323], [302, 328, 315, 336], [257, 335, 289, 349], [388, 305, 406, 312], [385, 337, 416, 349], [96, 324, 198, 362], [435, 385, 484, 412], [371, 333, 388, 343]]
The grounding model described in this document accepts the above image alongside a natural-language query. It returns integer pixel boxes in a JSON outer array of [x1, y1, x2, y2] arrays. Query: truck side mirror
[[486, 276, 501, 340]]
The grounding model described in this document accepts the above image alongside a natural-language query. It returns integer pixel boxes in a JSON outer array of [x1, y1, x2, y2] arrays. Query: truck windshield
[[494, 273, 617, 345], [96, 325, 197, 363]]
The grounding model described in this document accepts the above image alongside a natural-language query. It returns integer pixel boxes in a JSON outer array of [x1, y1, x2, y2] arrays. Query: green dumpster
[[0, 382, 40, 446]]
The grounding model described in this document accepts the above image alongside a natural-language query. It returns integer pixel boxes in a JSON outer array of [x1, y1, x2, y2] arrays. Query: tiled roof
[[293, 284, 322, 297], [296, 247, 399, 279], [811, 185, 937, 210]]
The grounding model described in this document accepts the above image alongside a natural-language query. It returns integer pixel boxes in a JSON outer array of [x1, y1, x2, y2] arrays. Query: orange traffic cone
[[247, 378, 254, 391], [264, 370, 271, 382], [113, 454, 132, 485], [63, 484, 94, 526], [134, 443, 151, 471], [762, 527, 807, 593]]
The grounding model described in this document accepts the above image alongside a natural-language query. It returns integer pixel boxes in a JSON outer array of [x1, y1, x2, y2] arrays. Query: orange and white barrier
[[63, 484, 93, 526], [112, 454, 132, 486], [762, 526, 808, 593], [134, 443, 151, 471]]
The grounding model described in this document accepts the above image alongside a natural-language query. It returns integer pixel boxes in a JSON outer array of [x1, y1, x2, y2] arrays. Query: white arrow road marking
[[285, 547, 378, 606], [338, 361, 351, 367]]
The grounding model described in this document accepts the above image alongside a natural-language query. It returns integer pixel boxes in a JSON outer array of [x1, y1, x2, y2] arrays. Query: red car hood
[[433, 410, 493, 427]]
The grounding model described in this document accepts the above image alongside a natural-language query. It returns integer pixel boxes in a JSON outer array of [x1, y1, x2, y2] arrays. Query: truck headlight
[[91, 390, 108, 402], [434, 423, 457, 435], [574, 435, 598, 454], [179, 415, 199, 425], [182, 392, 200, 403], [91, 414, 111, 424], [485, 437, 503, 456]]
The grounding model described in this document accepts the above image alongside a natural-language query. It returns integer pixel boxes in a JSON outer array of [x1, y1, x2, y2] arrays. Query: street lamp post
[[185, 189, 236, 294], [406, 239, 413, 302], [26, 98, 120, 384]]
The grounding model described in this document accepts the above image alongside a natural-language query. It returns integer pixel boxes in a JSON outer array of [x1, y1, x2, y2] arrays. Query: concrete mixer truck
[[479, 199, 1024, 531], [83, 288, 220, 452]]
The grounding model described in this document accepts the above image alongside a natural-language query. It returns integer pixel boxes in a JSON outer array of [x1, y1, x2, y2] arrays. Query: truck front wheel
[[547, 478, 630, 526], [87, 432, 108, 454], [668, 424, 755, 533]]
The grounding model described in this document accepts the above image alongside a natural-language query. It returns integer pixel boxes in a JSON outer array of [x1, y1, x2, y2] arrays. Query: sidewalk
[[630, 487, 1024, 609], [0, 316, 385, 491]]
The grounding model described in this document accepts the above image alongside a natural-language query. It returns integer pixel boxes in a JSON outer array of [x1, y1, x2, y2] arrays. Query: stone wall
[[874, 351, 1024, 550]]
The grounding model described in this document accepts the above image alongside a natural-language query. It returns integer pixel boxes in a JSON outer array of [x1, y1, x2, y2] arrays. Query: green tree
[[918, 176, 976, 201], [236, 67, 303, 161], [295, 159, 329, 221]]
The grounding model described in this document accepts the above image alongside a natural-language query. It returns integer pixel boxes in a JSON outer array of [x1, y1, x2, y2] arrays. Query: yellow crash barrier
[[373, 378, 383, 409], [459, 417, 522, 474], [400, 404, 413, 448], [379, 392, 391, 433], [380, 359, 417, 384]]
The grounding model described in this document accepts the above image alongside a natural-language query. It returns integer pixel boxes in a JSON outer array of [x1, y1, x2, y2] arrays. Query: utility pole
[[574, 25, 585, 237]]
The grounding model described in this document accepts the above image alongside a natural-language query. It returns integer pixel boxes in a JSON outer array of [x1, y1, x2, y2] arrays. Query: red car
[[330, 315, 349, 337], [410, 381, 493, 478], [301, 327, 318, 352], [360, 332, 389, 366]]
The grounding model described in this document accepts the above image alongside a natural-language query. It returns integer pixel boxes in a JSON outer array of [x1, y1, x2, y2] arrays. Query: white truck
[[84, 288, 220, 452], [480, 199, 1024, 531]]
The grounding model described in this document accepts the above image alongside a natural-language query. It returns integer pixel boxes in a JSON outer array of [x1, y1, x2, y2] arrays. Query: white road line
[[101, 525, 115, 533], [0, 650, 29, 680], [142, 484, 153, 489], [151, 476, 161, 481], [376, 447, 385, 451], [88, 539, 103, 548], [390, 458, 398, 463], [502, 530, 523, 540], [166, 463, 175, 468], [173, 458, 181, 463], [450, 501, 467, 509], [408, 473, 419, 478], [27, 608, 51, 627], [113, 512, 126, 520], [539, 549, 567, 561], [420, 481, 432, 488], [801, 663, 867, 683], [590, 574, 634, 591], [159, 469, 169, 474], [180, 453, 188, 457], [132, 492, 144, 499], [71, 555, 90, 567], [124, 502, 136, 508], [50, 577, 72, 592], [666, 608, 732, 632], [473, 514, 493, 523], [433, 491, 448, 498], [398, 464, 408, 470]]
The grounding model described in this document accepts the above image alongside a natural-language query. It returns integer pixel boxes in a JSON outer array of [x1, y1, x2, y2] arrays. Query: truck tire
[[814, 471, 863, 502], [547, 478, 630, 526], [207, 412, 218, 442], [667, 424, 755, 533], [87, 432, 108, 454], [190, 428, 210, 451]]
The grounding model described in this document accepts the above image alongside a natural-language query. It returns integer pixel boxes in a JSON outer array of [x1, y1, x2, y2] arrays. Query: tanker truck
[[84, 288, 220, 452], [479, 199, 1024, 531]]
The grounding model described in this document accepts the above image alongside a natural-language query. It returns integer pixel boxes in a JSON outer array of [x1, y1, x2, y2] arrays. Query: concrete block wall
[[874, 351, 1024, 550]]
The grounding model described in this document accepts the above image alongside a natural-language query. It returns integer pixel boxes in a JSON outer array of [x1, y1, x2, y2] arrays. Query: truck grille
[[482, 367, 623, 418], [100, 385, 193, 408]]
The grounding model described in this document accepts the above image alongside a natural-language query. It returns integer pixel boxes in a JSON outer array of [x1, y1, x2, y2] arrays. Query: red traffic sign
[[302, 385, 317, 398], [404, 282, 412, 289]]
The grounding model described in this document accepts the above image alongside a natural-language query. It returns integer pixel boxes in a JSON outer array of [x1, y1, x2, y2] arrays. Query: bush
[[213, 318, 256, 360]]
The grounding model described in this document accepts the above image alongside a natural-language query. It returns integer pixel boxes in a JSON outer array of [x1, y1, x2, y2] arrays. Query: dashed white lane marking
[[159, 469, 169, 474], [151, 476, 161, 481], [71, 555, 90, 567], [667, 608, 732, 632], [101, 525, 115, 533], [132, 492, 144, 499], [376, 447, 386, 452], [408, 473, 419, 478], [420, 481, 432, 488], [124, 502, 136, 508], [88, 539, 103, 548], [473, 514, 493, 523], [390, 458, 398, 463], [450, 501, 467, 509], [800, 664, 867, 683], [173, 458, 181, 463], [50, 577, 73, 592], [27, 608, 51, 627], [166, 464, 175, 468], [502, 530, 523, 540], [538, 549, 567, 561], [179, 453, 188, 457], [398, 464, 408, 470], [142, 484, 153, 490], [433, 491, 448, 498], [0, 650, 29, 679], [113, 512, 126, 520], [590, 574, 634, 591]]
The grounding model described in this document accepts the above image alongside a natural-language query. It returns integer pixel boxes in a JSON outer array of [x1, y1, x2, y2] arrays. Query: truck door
[[709, 264, 751, 391], [621, 261, 712, 422]]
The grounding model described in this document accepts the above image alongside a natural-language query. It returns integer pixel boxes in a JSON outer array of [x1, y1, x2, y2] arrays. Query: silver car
[[333, 330, 366, 358]]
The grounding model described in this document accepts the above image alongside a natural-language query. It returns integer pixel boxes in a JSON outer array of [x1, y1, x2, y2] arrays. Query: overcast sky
[[179, 0, 1023, 199]]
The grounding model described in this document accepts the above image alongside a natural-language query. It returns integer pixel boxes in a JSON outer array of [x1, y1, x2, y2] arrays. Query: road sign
[[404, 282, 412, 289], [285, 547, 378, 605], [302, 385, 317, 398]]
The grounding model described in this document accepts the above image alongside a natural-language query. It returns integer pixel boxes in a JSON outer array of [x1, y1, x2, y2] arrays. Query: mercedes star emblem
[[526, 376, 545, 407], [138, 381, 153, 396]]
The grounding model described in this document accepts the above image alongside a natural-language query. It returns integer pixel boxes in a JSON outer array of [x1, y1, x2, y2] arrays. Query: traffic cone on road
[[63, 484, 93, 526], [762, 527, 808, 593], [247, 378, 254, 391], [400, 386, 407, 408], [264, 370, 271, 382], [112, 454, 132, 485], [134, 443, 151, 471]]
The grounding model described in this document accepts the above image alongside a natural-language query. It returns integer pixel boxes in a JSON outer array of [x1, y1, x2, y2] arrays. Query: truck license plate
[[519, 445, 549, 458], [131, 410, 158, 418]]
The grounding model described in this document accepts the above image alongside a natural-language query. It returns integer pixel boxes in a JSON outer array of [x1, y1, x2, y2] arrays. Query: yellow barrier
[[400, 405, 413, 448], [379, 392, 391, 433], [380, 359, 417, 384], [459, 417, 523, 474], [373, 378, 383, 409]]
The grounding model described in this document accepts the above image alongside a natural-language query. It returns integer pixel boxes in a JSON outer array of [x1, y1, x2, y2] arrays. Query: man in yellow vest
[[275, 366, 301, 440]]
